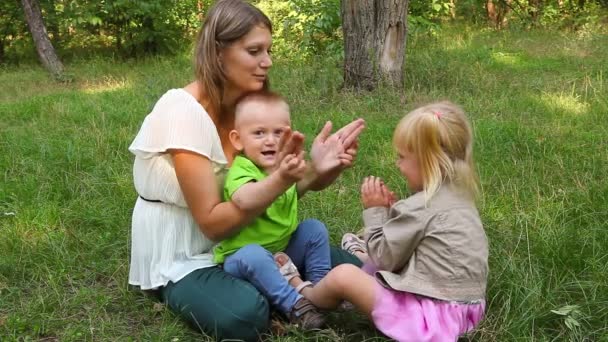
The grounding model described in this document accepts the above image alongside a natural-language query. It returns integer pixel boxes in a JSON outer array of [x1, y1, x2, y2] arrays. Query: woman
[[128, 0, 364, 340]]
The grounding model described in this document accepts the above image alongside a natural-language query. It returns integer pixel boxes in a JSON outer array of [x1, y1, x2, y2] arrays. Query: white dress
[[128, 88, 228, 290]]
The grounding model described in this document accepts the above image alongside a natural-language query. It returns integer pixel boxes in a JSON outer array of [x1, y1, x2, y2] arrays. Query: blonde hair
[[393, 101, 479, 201], [194, 0, 272, 113]]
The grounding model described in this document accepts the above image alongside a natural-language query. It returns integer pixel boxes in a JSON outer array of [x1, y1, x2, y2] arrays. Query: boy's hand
[[278, 151, 307, 183], [276, 128, 304, 166], [361, 176, 394, 209]]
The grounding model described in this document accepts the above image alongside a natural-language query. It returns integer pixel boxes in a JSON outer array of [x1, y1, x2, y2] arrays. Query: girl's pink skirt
[[372, 283, 485, 342], [363, 263, 485, 342]]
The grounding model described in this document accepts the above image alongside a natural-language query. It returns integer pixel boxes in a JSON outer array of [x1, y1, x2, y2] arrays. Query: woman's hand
[[361, 176, 395, 209], [303, 119, 364, 192], [310, 119, 365, 173]]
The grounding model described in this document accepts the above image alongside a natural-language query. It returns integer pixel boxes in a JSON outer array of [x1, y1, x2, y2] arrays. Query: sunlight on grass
[[491, 51, 524, 66], [540, 92, 590, 116], [80, 76, 131, 94], [441, 32, 472, 50]]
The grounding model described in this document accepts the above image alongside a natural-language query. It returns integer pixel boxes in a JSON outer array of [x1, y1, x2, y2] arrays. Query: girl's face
[[396, 149, 423, 192], [220, 25, 272, 94]]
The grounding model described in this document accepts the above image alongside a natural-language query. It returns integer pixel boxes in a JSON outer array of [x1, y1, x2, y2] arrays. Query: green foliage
[[409, 0, 608, 32], [256, 0, 342, 60], [4, 0, 606, 65], [1, 0, 203, 63], [0, 0, 29, 63], [501, 0, 608, 29]]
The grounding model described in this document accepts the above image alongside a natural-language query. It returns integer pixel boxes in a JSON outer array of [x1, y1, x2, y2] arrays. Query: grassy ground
[[1, 25, 607, 341]]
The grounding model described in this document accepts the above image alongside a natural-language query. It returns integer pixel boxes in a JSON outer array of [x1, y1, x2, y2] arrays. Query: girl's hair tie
[[434, 111, 442, 119]]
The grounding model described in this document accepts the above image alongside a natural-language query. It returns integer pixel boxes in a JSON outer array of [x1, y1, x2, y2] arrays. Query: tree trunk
[[21, 0, 64, 77], [341, 0, 408, 90]]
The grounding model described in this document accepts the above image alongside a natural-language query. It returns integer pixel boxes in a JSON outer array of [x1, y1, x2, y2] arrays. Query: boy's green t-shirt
[[213, 155, 298, 263]]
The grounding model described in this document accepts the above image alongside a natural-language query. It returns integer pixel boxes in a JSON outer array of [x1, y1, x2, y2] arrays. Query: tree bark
[[21, 0, 64, 77], [341, 0, 408, 90]]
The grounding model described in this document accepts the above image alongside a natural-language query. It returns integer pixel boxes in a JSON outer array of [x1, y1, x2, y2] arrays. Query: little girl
[[275, 101, 489, 341]]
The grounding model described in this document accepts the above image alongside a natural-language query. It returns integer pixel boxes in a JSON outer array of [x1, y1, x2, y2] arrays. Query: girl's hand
[[382, 182, 397, 206], [278, 151, 307, 183], [361, 176, 393, 208]]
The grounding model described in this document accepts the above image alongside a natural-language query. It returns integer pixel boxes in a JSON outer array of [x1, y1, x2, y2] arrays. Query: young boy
[[213, 91, 328, 329]]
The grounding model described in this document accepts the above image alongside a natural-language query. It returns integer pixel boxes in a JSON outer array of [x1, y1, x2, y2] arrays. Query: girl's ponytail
[[393, 101, 478, 202]]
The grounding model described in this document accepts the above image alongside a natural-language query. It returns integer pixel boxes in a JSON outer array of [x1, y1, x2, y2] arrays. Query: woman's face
[[220, 25, 272, 94]]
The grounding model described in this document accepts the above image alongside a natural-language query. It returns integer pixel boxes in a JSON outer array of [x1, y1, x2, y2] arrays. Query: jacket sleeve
[[362, 202, 427, 272]]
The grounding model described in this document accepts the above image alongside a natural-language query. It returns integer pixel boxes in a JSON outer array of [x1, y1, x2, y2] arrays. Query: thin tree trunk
[[487, 0, 498, 27], [0, 39, 4, 63], [198, 0, 204, 22], [21, 0, 64, 77], [449, 0, 457, 19], [528, 0, 543, 23], [341, 0, 408, 90]]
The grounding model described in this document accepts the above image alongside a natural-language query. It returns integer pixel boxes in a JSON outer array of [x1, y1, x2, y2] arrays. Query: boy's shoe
[[289, 297, 326, 330]]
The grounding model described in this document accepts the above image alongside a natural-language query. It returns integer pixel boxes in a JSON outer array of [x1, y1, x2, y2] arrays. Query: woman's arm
[[171, 131, 307, 241], [171, 149, 252, 241]]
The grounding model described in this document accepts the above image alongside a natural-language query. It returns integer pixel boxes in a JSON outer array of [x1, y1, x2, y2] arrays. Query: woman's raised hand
[[310, 119, 365, 174]]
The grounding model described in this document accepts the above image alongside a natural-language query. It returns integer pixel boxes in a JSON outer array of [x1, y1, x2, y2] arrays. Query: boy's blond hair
[[393, 101, 479, 201], [234, 90, 290, 127]]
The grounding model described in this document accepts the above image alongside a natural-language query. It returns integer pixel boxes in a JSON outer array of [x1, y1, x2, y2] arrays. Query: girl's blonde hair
[[393, 101, 479, 201], [194, 0, 272, 114]]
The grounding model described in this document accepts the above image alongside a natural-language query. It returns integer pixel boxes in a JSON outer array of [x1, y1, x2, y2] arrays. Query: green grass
[[1, 25, 607, 341]]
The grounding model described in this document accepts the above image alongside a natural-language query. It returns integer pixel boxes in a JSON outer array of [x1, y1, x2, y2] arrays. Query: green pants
[[161, 246, 362, 341]]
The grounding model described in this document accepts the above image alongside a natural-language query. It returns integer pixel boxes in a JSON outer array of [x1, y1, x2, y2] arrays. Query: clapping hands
[[361, 176, 396, 209], [274, 127, 307, 183], [278, 151, 307, 183], [311, 119, 365, 174]]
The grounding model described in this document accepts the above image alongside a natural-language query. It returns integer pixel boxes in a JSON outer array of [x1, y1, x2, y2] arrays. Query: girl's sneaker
[[341, 233, 366, 255]]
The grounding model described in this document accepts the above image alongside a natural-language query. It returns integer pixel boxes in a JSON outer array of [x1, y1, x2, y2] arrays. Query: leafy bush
[[1, 0, 204, 63], [256, 0, 342, 60]]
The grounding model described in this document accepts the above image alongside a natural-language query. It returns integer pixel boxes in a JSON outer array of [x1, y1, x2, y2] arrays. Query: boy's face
[[231, 101, 291, 171]]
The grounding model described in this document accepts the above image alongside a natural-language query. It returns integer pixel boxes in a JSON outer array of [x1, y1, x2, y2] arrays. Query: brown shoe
[[289, 297, 326, 330]]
